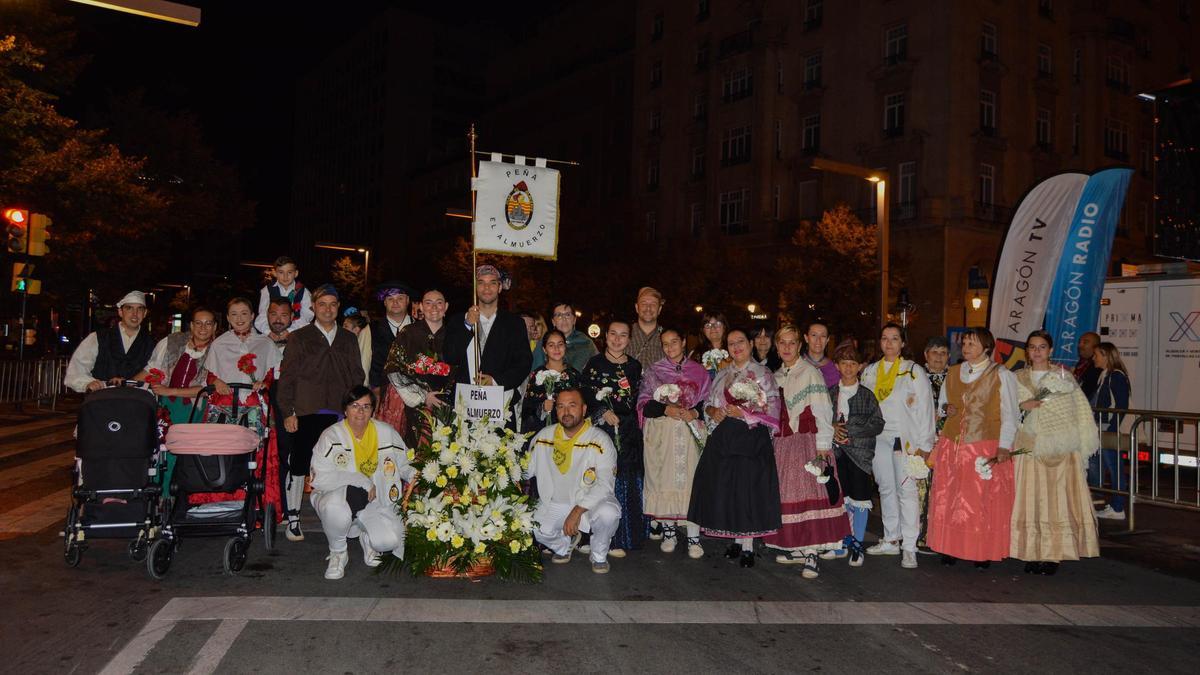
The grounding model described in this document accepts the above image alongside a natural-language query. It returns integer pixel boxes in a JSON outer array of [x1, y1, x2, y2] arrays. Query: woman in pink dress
[[927, 327, 1020, 568]]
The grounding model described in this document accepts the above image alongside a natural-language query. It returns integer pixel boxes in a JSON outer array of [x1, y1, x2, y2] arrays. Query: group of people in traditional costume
[[66, 257, 1113, 581]]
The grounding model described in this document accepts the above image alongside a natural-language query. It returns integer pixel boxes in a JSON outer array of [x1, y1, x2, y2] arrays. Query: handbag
[[1099, 430, 1131, 451]]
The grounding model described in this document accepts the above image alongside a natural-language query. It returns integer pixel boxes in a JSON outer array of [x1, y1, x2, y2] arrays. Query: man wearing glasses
[[532, 301, 599, 373], [65, 290, 155, 393]]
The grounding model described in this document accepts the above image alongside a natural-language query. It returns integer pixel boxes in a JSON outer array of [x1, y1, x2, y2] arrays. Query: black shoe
[[1024, 561, 1040, 574], [974, 561, 991, 570], [940, 554, 957, 566], [1039, 562, 1059, 576], [739, 551, 755, 568], [724, 544, 742, 559]]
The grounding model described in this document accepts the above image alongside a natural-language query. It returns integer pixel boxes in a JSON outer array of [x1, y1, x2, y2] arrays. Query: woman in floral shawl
[[521, 329, 580, 437], [381, 288, 451, 447], [1010, 330, 1100, 574], [582, 321, 645, 557], [688, 328, 782, 568], [638, 328, 711, 559]]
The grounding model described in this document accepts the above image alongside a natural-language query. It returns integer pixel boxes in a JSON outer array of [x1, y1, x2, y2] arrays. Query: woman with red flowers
[[139, 306, 218, 423], [204, 297, 282, 437]]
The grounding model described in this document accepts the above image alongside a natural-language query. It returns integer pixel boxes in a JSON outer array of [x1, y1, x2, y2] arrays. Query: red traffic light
[[4, 208, 28, 225]]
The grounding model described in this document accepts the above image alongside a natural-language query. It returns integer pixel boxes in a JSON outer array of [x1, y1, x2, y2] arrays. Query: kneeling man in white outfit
[[310, 385, 415, 580], [527, 387, 621, 574]]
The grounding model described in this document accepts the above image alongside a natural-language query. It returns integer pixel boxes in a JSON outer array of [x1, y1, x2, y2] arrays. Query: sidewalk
[[1099, 500, 1200, 581]]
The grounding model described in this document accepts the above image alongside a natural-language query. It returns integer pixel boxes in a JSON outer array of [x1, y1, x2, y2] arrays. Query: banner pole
[[469, 123, 483, 384]]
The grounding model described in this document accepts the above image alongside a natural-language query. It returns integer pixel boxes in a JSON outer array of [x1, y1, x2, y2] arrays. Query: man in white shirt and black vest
[[64, 290, 154, 393]]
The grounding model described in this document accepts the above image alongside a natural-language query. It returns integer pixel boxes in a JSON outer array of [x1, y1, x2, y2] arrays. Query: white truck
[[1100, 266, 1200, 463]]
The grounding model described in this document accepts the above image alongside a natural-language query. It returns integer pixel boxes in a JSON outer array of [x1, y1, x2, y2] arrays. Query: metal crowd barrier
[[0, 357, 69, 408], [1090, 407, 1200, 533]]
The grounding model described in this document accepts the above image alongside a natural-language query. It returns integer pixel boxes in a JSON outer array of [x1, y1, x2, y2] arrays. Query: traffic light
[[28, 213, 51, 256], [4, 208, 28, 254], [11, 261, 40, 294]]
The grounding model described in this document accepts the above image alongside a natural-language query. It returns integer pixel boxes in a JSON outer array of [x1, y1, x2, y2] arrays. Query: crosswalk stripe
[[0, 450, 73, 490], [0, 416, 76, 437], [0, 486, 71, 535], [0, 428, 76, 459]]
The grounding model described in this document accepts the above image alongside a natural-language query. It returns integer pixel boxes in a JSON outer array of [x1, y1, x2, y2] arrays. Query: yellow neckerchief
[[873, 358, 901, 403], [552, 419, 592, 475], [345, 421, 378, 478]]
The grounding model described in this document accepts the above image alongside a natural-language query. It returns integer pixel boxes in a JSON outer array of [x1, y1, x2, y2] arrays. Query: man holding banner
[[443, 265, 532, 424]]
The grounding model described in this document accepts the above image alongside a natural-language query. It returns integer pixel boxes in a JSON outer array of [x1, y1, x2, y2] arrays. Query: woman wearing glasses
[[690, 311, 731, 378], [140, 306, 217, 424], [311, 386, 414, 580]]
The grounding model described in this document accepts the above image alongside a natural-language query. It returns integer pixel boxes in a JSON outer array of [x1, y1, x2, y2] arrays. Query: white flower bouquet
[[974, 448, 1031, 480], [701, 348, 729, 371], [653, 383, 681, 404]]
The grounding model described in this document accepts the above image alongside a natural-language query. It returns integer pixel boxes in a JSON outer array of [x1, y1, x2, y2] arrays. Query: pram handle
[[187, 382, 257, 424]]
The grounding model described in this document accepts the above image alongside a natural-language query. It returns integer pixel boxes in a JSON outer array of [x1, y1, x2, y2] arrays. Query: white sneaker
[[820, 549, 847, 560], [866, 541, 901, 556], [578, 544, 591, 554], [687, 538, 704, 559], [359, 533, 380, 568], [901, 549, 918, 569], [774, 550, 808, 565], [660, 536, 677, 553], [801, 554, 820, 579], [324, 550, 349, 580], [591, 560, 610, 574], [849, 549, 865, 568], [1096, 505, 1126, 520], [285, 517, 304, 542], [608, 548, 626, 558]]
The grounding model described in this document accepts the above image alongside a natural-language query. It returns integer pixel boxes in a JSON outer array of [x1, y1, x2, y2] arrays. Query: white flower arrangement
[[653, 383, 681, 404], [728, 378, 767, 410], [534, 368, 561, 387], [904, 453, 930, 480], [974, 449, 1031, 480], [595, 386, 613, 401], [702, 348, 729, 371]]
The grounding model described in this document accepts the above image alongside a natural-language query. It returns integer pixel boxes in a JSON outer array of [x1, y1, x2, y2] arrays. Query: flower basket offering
[[379, 405, 541, 582]]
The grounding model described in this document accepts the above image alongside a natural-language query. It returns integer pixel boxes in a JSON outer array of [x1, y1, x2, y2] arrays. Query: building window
[[803, 52, 822, 89], [774, 119, 783, 157], [649, 109, 662, 135], [646, 211, 658, 242], [981, 22, 998, 58], [804, 0, 823, 29], [647, 157, 660, 190], [897, 161, 916, 219], [1037, 43, 1053, 76], [690, 202, 705, 236], [773, 184, 781, 219], [884, 93, 905, 136], [650, 59, 663, 88], [884, 23, 908, 64], [697, 0, 710, 21], [979, 89, 997, 134], [1104, 119, 1129, 159], [691, 145, 706, 177], [722, 67, 753, 101], [802, 114, 821, 153], [720, 125, 753, 165], [979, 163, 995, 206], [651, 13, 664, 41], [695, 41, 710, 69], [692, 92, 708, 121], [1072, 113, 1080, 154], [777, 61, 785, 93], [719, 189, 750, 234], [1072, 48, 1082, 83], [1106, 56, 1129, 90], [1036, 107, 1053, 147]]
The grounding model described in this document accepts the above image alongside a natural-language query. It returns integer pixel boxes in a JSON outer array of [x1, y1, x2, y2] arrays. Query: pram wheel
[[223, 537, 248, 575], [262, 503, 277, 552], [64, 540, 83, 568], [128, 536, 149, 562], [147, 538, 174, 579]]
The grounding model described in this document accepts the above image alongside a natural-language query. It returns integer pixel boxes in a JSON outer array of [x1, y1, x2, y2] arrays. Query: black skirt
[[687, 418, 781, 537], [835, 448, 875, 502]]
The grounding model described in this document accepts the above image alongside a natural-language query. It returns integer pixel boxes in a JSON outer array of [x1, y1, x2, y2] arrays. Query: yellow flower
[[506, 457, 515, 469], [510, 520, 521, 531], [426, 529, 438, 541], [474, 542, 487, 555], [406, 449, 416, 461], [441, 495, 453, 505], [434, 475, 448, 488], [446, 466, 459, 478], [459, 493, 471, 505], [523, 536, 533, 547], [491, 509, 503, 520], [509, 540, 521, 554], [519, 454, 530, 469], [449, 442, 461, 453], [451, 535, 465, 548], [477, 494, 488, 505], [480, 477, 493, 489], [412, 500, 424, 513]]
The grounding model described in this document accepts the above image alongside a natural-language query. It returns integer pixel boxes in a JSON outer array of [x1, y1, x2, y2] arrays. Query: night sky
[[57, 0, 537, 259]]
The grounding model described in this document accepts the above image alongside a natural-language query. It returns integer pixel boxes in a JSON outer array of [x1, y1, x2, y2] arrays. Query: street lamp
[[971, 292, 983, 311], [811, 158, 890, 326], [747, 303, 757, 314], [694, 305, 704, 313], [315, 242, 370, 288]]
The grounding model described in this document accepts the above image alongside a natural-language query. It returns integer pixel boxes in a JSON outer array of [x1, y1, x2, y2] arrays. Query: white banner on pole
[[472, 160, 560, 260], [988, 173, 1087, 350]]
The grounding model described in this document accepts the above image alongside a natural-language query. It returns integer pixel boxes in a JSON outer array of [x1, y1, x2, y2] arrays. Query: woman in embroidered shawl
[[762, 325, 847, 577], [1010, 330, 1100, 574], [927, 327, 1020, 568], [638, 328, 711, 559], [688, 328, 782, 568]]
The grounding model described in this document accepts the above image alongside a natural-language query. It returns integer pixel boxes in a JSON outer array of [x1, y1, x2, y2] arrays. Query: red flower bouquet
[[237, 353, 258, 381], [145, 368, 166, 386]]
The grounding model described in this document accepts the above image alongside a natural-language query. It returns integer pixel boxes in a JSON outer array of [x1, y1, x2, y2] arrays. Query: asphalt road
[[2, 403, 1198, 674]]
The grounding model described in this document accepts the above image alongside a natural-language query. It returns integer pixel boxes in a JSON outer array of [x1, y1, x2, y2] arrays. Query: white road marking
[[0, 487, 71, 536], [186, 619, 248, 675], [101, 596, 1200, 673]]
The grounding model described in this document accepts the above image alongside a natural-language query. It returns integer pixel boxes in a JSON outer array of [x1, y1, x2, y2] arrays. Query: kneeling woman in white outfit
[[311, 385, 414, 580]]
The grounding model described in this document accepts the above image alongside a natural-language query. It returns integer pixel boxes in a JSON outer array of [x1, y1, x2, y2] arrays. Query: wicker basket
[[425, 555, 495, 579]]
